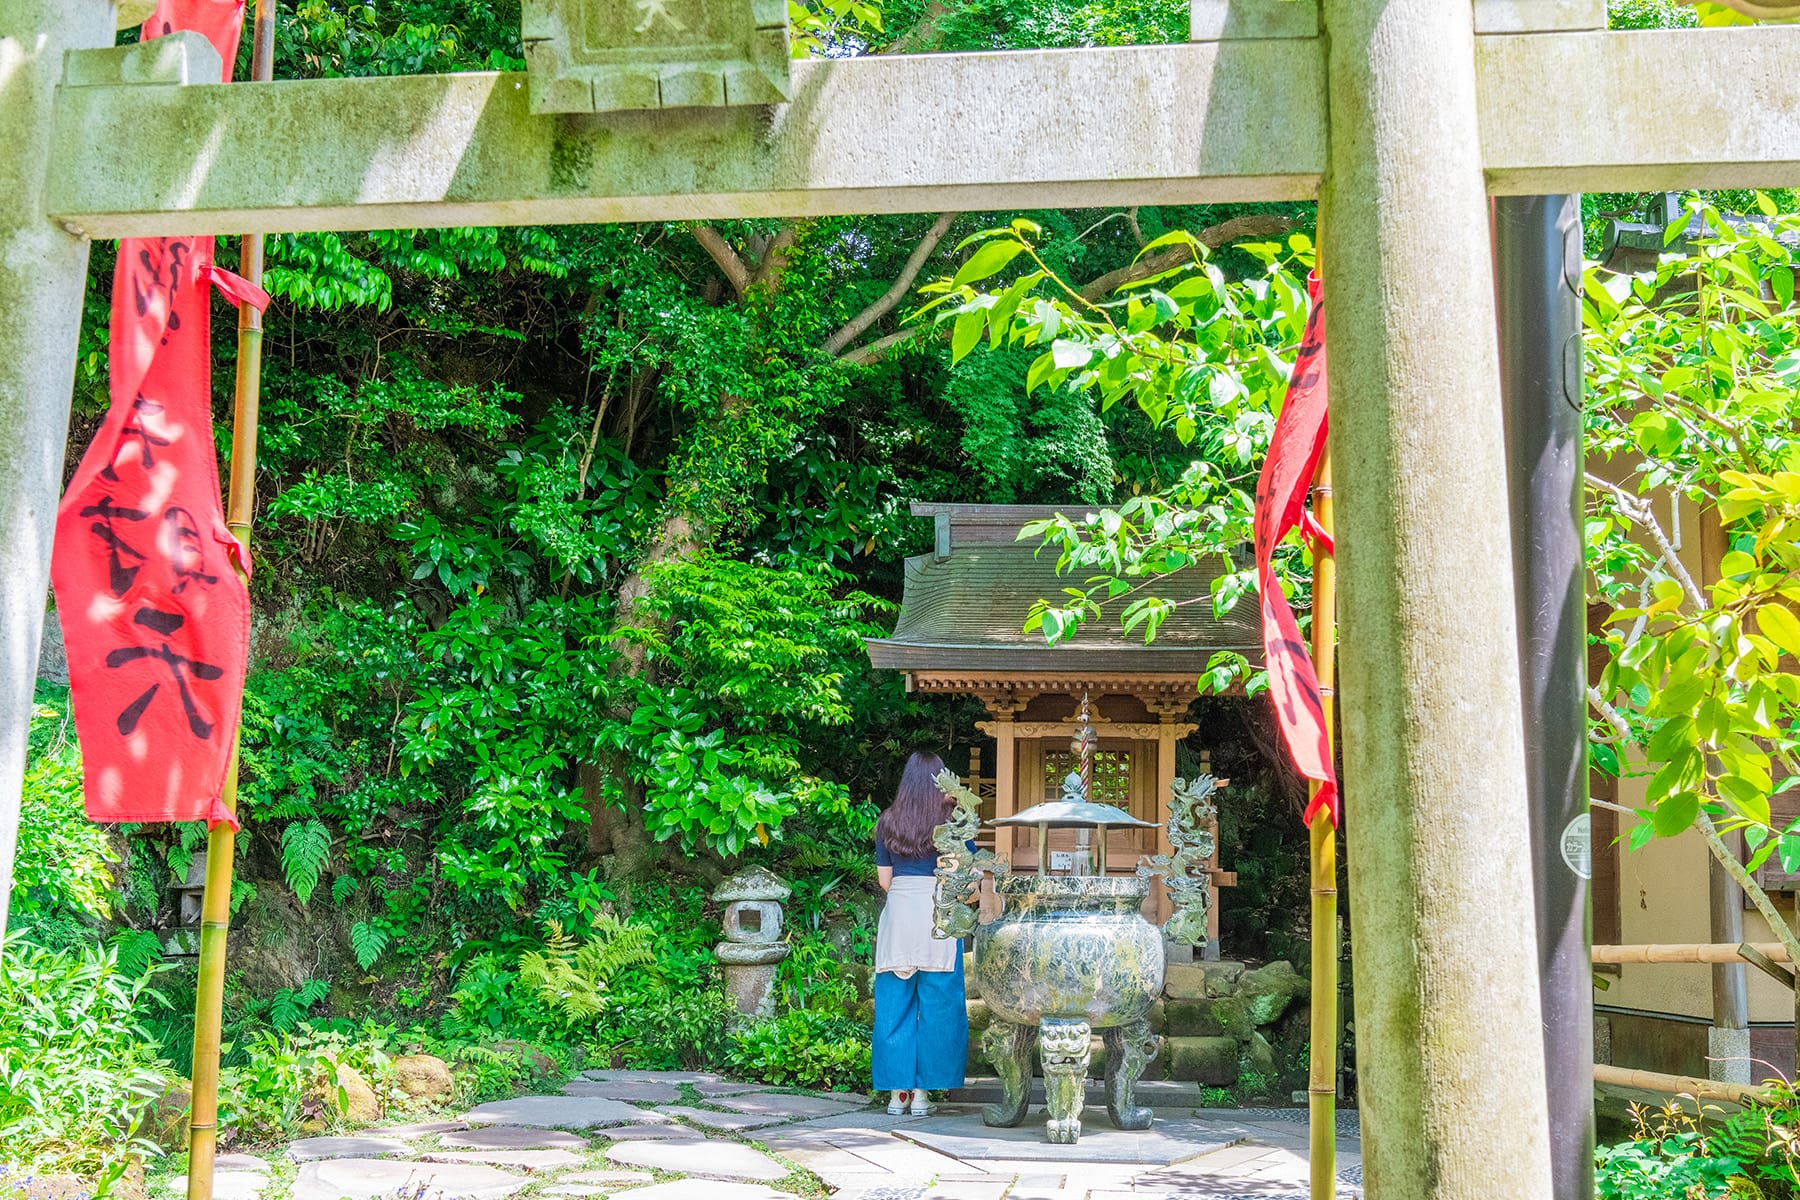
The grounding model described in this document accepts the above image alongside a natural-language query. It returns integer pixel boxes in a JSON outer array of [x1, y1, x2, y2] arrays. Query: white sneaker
[[887, 1090, 910, 1115], [909, 1090, 931, 1116]]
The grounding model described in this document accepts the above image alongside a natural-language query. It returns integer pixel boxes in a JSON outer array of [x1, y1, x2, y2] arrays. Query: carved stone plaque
[[522, 0, 790, 113]]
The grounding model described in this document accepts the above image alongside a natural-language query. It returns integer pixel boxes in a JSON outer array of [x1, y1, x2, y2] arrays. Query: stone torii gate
[[3, 0, 1799, 1195]]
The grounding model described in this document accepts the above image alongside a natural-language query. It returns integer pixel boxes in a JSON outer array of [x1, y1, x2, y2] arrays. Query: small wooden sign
[[522, 0, 790, 113]]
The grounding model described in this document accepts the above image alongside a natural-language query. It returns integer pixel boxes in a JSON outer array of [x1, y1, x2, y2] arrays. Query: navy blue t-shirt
[[876, 829, 975, 876]]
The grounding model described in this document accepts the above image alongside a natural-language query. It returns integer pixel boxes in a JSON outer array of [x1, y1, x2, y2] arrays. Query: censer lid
[[989, 799, 1158, 830]]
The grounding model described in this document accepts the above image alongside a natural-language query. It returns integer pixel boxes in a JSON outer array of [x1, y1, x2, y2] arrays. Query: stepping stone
[[439, 1126, 589, 1151], [809, 1091, 869, 1105], [658, 1105, 789, 1132], [563, 1079, 680, 1104], [710, 1092, 867, 1120], [287, 1136, 411, 1162], [166, 1173, 265, 1200], [420, 1149, 586, 1171], [693, 1081, 762, 1098], [608, 1184, 799, 1200], [592, 1123, 706, 1141], [291, 1159, 526, 1200], [606, 1138, 788, 1181], [562, 1172, 655, 1187], [214, 1155, 271, 1173], [464, 1096, 664, 1128], [368, 1121, 470, 1137], [582, 1069, 720, 1085], [543, 1189, 611, 1197]]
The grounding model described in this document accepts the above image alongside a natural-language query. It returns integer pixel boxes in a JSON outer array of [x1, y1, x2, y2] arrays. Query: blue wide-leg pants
[[872, 953, 969, 1091]]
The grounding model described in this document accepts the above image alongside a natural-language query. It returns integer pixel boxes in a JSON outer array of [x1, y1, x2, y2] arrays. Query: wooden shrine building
[[865, 502, 1260, 953]]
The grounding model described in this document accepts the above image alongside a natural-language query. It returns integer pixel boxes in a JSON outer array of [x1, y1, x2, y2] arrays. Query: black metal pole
[[1497, 193, 1593, 1200]]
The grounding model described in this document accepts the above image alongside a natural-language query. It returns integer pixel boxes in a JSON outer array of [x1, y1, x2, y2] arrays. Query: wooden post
[[187, 4, 272, 1195], [1319, 0, 1554, 1192], [1155, 719, 1178, 926], [994, 717, 1016, 839], [0, 0, 115, 937], [1308, 445, 1338, 1200]]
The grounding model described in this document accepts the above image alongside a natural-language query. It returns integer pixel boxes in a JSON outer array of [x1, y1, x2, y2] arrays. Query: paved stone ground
[[761, 1102, 1363, 1200], [164, 1072, 1361, 1200]]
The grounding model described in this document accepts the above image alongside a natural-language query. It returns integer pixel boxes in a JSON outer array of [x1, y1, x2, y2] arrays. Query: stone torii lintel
[[38, 27, 1800, 238]]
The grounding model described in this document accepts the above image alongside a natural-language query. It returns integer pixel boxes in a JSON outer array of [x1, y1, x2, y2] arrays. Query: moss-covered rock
[[393, 1053, 453, 1102], [333, 1063, 381, 1122], [1243, 1030, 1276, 1081], [1239, 960, 1309, 1026], [1166, 1035, 1238, 1086], [1202, 961, 1246, 997], [1162, 998, 1224, 1038], [1163, 963, 1207, 999]]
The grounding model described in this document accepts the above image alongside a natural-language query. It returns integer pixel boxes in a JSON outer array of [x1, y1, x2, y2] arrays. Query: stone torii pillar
[[1320, 0, 1552, 1193], [0, 0, 117, 937]]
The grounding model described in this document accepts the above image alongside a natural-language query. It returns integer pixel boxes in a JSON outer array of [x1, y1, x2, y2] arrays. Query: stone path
[[167, 1070, 1362, 1200]]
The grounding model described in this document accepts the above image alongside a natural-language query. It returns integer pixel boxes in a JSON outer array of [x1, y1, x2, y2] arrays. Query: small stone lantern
[[713, 867, 791, 1024]]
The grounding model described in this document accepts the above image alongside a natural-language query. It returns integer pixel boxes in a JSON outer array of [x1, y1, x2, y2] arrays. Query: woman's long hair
[[876, 751, 951, 859]]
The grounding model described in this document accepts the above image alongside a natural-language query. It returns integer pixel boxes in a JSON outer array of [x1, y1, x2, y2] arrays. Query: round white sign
[[1561, 812, 1592, 880]]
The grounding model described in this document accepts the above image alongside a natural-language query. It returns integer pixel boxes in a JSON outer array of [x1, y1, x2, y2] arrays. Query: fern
[[270, 977, 330, 1030], [350, 920, 390, 970], [108, 929, 164, 978], [518, 917, 656, 1026], [331, 875, 358, 905], [279, 819, 330, 905]]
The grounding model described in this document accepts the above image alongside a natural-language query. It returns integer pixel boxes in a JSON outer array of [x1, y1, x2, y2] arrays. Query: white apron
[[875, 875, 959, 978]]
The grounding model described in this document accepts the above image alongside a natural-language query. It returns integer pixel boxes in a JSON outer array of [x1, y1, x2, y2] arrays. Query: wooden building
[[864, 502, 1260, 954]]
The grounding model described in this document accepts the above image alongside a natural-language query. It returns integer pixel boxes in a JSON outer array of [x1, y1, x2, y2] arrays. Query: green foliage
[[517, 918, 656, 1026], [270, 978, 332, 1031], [0, 937, 171, 1175], [1595, 1091, 1800, 1200], [726, 1009, 873, 1092], [10, 693, 117, 935], [280, 819, 331, 905], [920, 221, 1315, 689], [605, 554, 888, 855], [1583, 196, 1800, 857], [350, 921, 390, 970]]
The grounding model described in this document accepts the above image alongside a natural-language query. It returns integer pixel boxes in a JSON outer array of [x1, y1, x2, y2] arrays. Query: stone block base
[[1709, 1026, 1752, 1085], [1166, 1035, 1238, 1086]]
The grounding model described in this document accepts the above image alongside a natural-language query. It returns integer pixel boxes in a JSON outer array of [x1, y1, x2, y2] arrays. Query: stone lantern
[[713, 867, 791, 1024]]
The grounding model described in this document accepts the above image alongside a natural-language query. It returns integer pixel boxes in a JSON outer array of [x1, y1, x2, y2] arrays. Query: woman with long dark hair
[[872, 750, 970, 1115]]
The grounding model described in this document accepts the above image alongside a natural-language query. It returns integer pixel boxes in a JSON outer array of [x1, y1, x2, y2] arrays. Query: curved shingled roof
[[862, 503, 1261, 677]]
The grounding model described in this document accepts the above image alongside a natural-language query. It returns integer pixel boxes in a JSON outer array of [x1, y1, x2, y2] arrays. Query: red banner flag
[[1252, 273, 1338, 826], [51, 0, 260, 829]]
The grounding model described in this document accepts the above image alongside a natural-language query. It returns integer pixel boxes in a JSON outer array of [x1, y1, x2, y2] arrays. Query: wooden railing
[[1590, 942, 1795, 1104]]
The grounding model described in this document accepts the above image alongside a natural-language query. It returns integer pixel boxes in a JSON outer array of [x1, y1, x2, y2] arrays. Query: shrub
[[726, 1009, 872, 1092], [592, 983, 733, 1072], [0, 937, 171, 1178]]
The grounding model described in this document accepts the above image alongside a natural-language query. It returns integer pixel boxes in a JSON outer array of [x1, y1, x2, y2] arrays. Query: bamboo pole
[[186, 4, 273, 1194], [1592, 943, 1793, 965], [1308, 443, 1338, 1200], [1593, 1063, 1769, 1107]]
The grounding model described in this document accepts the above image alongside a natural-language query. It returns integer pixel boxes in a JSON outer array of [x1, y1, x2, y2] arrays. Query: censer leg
[[1039, 1018, 1091, 1144], [1102, 1019, 1160, 1130], [981, 1020, 1036, 1128]]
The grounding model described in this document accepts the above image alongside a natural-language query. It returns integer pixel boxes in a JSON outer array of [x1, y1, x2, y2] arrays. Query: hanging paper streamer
[[1251, 273, 1338, 826], [52, 0, 261, 829]]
